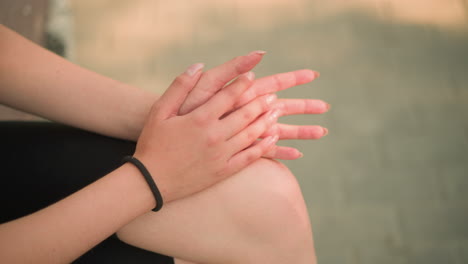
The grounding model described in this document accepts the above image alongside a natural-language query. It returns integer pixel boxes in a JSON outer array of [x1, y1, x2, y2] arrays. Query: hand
[[134, 66, 279, 203], [241, 70, 330, 160], [178, 52, 329, 160]]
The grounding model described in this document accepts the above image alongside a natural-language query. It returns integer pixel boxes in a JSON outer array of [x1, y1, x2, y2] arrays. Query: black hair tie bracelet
[[122, 156, 163, 212]]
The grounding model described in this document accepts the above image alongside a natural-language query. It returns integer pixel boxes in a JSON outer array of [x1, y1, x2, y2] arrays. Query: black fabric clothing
[[0, 121, 174, 264]]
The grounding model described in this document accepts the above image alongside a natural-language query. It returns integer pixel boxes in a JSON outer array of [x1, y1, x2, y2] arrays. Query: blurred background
[[1, 0, 468, 263]]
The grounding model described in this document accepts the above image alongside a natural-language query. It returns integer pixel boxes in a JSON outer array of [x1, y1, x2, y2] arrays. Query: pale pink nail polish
[[266, 94, 277, 105], [267, 134, 279, 144], [322, 127, 329, 136], [185, 63, 204, 76], [269, 109, 281, 122], [248, 50, 267, 56], [265, 136, 274, 144], [245, 71, 255, 81]]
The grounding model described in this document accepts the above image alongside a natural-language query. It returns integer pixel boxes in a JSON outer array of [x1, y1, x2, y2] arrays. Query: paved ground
[[2, 0, 468, 263]]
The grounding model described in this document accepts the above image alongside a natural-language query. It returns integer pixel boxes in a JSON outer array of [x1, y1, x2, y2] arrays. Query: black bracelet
[[122, 156, 164, 212]]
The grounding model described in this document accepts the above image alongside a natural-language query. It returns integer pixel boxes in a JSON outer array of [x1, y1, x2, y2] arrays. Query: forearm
[[0, 163, 155, 263], [0, 25, 157, 141]]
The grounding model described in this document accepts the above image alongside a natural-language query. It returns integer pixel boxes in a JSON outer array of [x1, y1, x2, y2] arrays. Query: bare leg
[[174, 259, 198, 264], [116, 158, 316, 264]]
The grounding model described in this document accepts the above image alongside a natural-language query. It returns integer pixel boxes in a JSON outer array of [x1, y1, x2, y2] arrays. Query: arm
[[0, 62, 277, 263], [0, 25, 328, 159], [0, 163, 155, 263], [0, 24, 155, 140]]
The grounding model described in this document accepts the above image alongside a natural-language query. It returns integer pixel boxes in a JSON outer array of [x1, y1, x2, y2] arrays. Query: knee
[[224, 158, 314, 254], [227, 158, 309, 222]]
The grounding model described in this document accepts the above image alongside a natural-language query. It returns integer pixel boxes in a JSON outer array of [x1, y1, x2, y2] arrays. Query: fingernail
[[267, 134, 279, 144], [269, 109, 281, 122], [185, 63, 204, 76], [266, 94, 277, 105], [245, 71, 255, 81], [248, 50, 267, 56], [325, 102, 331, 111], [273, 134, 279, 143], [314, 71, 320, 78], [298, 152, 304, 158], [322, 127, 329, 136]]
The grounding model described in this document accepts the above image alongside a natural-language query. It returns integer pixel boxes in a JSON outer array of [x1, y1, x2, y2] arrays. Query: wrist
[[123, 89, 160, 141], [133, 153, 175, 204], [122, 156, 164, 212], [115, 163, 156, 212]]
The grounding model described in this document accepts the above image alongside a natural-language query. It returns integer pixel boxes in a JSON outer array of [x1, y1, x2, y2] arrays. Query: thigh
[[0, 121, 174, 264], [117, 158, 316, 264]]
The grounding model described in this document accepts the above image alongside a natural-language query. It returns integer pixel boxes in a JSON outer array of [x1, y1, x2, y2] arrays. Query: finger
[[193, 72, 254, 120], [244, 138, 302, 160], [227, 108, 280, 153], [274, 99, 330, 116], [156, 63, 204, 118], [179, 51, 266, 115], [226, 135, 279, 174], [235, 69, 320, 107], [263, 146, 303, 160], [220, 93, 276, 138], [269, 124, 328, 140]]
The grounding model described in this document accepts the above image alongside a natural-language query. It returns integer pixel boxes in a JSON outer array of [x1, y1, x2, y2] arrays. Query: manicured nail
[[269, 109, 281, 122], [273, 134, 279, 143], [245, 71, 255, 81], [322, 127, 329, 136], [185, 63, 204, 76], [266, 94, 277, 105], [248, 50, 267, 56], [266, 134, 279, 144]]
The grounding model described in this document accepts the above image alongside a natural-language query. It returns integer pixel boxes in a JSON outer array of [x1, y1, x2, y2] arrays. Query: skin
[[122, 60, 320, 264], [179, 52, 329, 159], [0, 24, 327, 263], [0, 25, 329, 160], [0, 44, 278, 263], [119, 159, 317, 264], [134, 69, 281, 202]]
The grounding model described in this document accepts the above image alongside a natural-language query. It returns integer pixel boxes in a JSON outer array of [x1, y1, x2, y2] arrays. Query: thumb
[[156, 63, 204, 118]]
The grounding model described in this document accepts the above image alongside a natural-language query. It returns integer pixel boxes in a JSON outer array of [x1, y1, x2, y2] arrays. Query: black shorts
[[0, 121, 174, 264]]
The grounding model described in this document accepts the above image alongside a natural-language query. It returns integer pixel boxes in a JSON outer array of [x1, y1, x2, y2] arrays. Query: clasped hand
[[134, 51, 329, 203]]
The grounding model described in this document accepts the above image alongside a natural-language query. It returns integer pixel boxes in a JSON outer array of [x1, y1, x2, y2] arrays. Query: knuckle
[[233, 56, 245, 74], [236, 90, 253, 107], [224, 85, 241, 98], [241, 111, 254, 122], [204, 71, 225, 88], [192, 112, 209, 126], [220, 90, 240, 106], [259, 97, 271, 111], [244, 149, 260, 163], [273, 75, 284, 89], [244, 130, 257, 142], [206, 132, 221, 146]]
